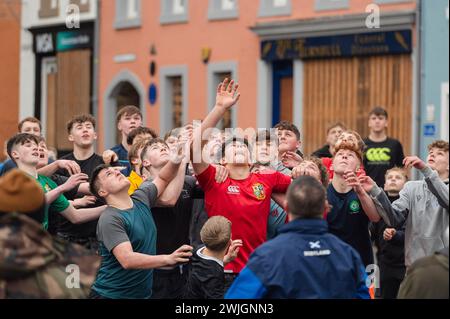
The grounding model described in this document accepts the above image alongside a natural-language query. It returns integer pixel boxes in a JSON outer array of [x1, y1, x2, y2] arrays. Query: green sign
[[57, 31, 92, 52]]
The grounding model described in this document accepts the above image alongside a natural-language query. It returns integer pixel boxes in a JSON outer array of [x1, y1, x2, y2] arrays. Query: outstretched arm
[[191, 78, 240, 176], [38, 160, 81, 177], [156, 156, 188, 207], [359, 175, 409, 228], [45, 173, 88, 205], [59, 203, 106, 224], [113, 242, 193, 270], [156, 127, 193, 207], [404, 156, 449, 211], [152, 145, 185, 199]]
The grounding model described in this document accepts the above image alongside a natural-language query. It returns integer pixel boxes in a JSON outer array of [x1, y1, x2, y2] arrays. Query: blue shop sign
[[261, 30, 412, 61]]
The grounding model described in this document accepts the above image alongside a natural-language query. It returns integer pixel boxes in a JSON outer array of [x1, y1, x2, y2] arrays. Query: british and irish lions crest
[[252, 183, 266, 201]]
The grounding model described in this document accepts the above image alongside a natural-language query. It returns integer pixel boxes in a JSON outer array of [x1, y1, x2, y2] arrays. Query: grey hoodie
[[369, 166, 449, 267]]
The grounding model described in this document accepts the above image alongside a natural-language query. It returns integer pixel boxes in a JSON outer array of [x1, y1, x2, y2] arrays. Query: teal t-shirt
[[92, 181, 159, 299], [37, 174, 70, 230]]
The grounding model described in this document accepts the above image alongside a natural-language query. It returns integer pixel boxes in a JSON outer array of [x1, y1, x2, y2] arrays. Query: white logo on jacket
[[227, 186, 240, 194], [309, 241, 321, 249]]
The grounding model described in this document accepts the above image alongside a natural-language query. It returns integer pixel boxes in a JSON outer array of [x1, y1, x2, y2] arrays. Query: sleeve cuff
[[369, 186, 382, 197], [420, 166, 434, 178]]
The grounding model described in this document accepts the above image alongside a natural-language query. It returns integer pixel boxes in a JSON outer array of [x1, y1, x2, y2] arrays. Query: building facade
[[97, 0, 419, 156], [419, 0, 449, 158], [0, 1, 21, 161], [20, 0, 97, 155]]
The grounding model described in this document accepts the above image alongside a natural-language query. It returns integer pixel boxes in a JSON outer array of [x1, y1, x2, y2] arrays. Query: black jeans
[[379, 263, 406, 299], [152, 265, 189, 299]]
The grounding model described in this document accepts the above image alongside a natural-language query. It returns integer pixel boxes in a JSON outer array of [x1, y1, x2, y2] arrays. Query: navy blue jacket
[[110, 144, 131, 176], [225, 218, 370, 299]]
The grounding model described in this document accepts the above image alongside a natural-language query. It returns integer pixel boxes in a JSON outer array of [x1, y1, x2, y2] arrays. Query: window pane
[[127, 0, 138, 19], [171, 76, 183, 128], [173, 0, 185, 14], [273, 0, 287, 7], [221, 0, 235, 11]]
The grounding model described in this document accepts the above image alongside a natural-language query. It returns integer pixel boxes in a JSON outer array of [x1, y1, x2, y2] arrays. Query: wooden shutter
[[302, 54, 412, 155], [56, 49, 91, 150]]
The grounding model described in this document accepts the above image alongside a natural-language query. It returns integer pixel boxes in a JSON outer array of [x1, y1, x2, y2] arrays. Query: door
[[272, 60, 293, 126], [302, 54, 413, 155]]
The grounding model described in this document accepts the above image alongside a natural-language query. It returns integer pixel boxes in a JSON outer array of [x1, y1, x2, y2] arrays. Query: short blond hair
[[200, 216, 232, 252], [385, 167, 408, 181]]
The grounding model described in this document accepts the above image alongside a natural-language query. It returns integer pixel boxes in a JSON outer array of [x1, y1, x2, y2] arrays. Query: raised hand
[[223, 239, 243, 265], [344, 170, 364, 194], [215, 78, 240, 110], [179, 124, 193, 144], [102, 150, 119, 165], [72, 195, 97, 208], [57, 160, 81, 175], [166, 245, 193, 266], [61, 173, 89, 193], [169, 142, 186, 164], [358, 175, 377, 193], [281, 151, 303, 169], [292, 161, 318, 180], [403, 156, 426, 170]]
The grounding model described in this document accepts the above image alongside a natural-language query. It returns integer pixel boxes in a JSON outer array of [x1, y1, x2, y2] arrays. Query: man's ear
[[93, 132, 98, 140], [68, 134, 74, 143], [11, 150, 19, 161], [142, 158, 151, 168], [98, 189, 107, 198]]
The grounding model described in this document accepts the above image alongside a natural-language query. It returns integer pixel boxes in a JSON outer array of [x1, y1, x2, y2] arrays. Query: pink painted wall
[[97, 0, 416, 151]]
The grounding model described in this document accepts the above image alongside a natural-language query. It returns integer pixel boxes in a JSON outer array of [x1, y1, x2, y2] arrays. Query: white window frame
[[208, 0, 239, 21], [159, 66, 189, 135], [114, 0, 141, 29], [160, 0, 189, 25], [258, 0, 291, 18]]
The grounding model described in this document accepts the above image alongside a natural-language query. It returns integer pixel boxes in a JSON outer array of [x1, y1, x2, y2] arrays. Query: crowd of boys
[[0, 79, 448, 299]]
